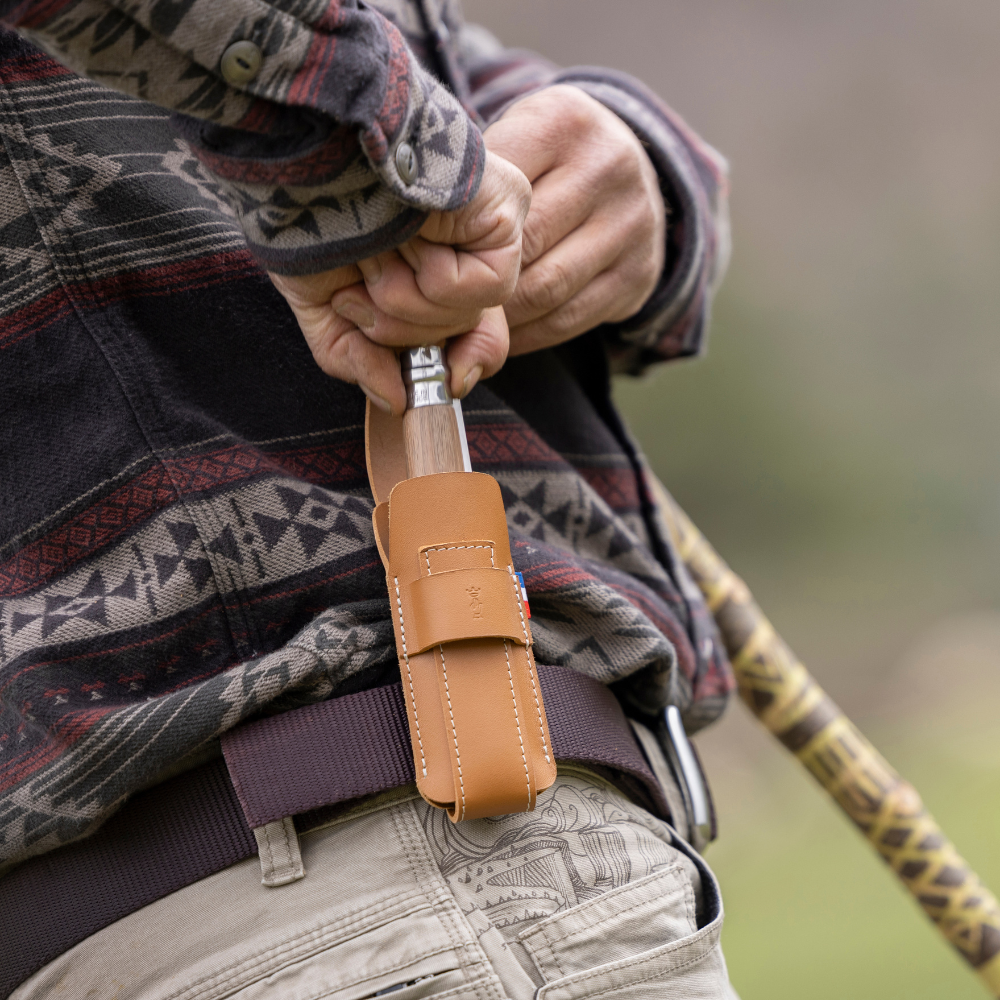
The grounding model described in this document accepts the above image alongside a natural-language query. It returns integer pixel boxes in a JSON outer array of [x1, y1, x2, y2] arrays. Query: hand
[[483, 85, 666, 355], [269, 150, 531, 414]]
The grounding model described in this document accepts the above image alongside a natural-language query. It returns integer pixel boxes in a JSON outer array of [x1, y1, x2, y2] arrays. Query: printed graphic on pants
[[417, 770, 697, 937]]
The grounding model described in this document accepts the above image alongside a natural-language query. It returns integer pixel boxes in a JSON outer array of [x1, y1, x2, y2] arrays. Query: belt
[[0, 664, 669, 998]]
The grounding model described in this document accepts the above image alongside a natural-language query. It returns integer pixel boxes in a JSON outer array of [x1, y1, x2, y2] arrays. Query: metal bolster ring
[[401, 346, 452, 409]]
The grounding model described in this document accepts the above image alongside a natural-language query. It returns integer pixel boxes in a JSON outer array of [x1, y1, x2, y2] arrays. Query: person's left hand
[[268, 149, 531, 414], [484, 84, 666, 356]]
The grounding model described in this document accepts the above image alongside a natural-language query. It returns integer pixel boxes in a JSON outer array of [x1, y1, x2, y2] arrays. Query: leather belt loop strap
[[366, 401, 557, 822], [408, 564, 527, 652]]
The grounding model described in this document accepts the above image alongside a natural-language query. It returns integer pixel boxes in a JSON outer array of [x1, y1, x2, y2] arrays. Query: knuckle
[[315, 330, 356, 379], [410, 270, 450, 307], [644, 238, 664, 279], [553, 295, 590, 336], [480, 336, 508, 373], [605, 139, 644, 184], [563, 103, 592, 135], [607, 266, 653, 323], [520, 216, 549, 266], [361, 319, 402, 347], [633, 221, 664, 283], [498, 271, 519, 304], [621, 202, 663, 262], [368, 282, 407, 318], [638, 262, 659, 300], [520, 259, 573, 316], [527, 294, 591, 346], [489, 252, 522, 303], [552, 85, 596, 129], [520, 230, 541, 267], [518, 276, 563, 316], [498, 192, 531, 241], [520, 198, 560, 262]]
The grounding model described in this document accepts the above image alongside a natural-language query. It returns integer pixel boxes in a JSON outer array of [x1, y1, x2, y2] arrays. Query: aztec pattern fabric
[[0, 12, 732, 874], [2, 0, 486, 273], [0, 0, 730, 367]]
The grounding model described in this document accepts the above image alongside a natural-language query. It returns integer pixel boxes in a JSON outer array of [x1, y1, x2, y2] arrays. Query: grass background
[[463, 2, 1000, 995]]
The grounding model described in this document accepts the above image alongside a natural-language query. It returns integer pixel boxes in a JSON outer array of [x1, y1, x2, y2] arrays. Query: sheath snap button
[[220, 40, 263, 86], [395, 141, 418, 184]]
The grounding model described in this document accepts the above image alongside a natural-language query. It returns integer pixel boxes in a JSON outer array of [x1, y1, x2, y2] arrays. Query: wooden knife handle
[[403, 404, 465, 477]]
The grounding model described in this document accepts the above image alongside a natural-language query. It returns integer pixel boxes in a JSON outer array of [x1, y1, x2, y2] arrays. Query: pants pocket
[[517, 864, 728, 1000], [535, 924, 727, 1000], [364, 969, 467, 1000], [516, 867, 696, 981], [229, 907, 474, 1000]]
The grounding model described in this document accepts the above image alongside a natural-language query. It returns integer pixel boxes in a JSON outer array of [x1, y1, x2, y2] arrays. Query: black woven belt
[[0, 665, 669, 997]]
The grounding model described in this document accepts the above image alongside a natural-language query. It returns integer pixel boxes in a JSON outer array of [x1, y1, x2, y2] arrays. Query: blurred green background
[[464, 1, 1000, 995]]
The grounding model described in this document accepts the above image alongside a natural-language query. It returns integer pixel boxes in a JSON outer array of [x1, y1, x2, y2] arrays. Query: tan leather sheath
[[366, 402, 557, 821]]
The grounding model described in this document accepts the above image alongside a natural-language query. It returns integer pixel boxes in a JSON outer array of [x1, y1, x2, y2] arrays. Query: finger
[[483, 105, 561, 183], [504, 220, 621, 329], [330, 284, 483, 347], [406, 151, 529, 312], [507, 267, 639, 357], [293, 305, 408, 415], [404, 236, 523, 308], [445, 305, 510, 398], [419, 151, 531, 252], [420, 151, 531, 253], [268, 265, 364, 309], [357, 248, 488, 324], [517, 166, 595, 267]]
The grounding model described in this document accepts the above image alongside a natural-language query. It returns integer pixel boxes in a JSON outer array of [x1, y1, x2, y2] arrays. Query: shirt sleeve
[[1, 0, 485, 274], [459, 25, 731, 372]]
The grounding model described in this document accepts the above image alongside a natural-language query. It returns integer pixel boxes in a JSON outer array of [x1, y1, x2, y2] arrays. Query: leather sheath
[[366, 402, 557, 820]]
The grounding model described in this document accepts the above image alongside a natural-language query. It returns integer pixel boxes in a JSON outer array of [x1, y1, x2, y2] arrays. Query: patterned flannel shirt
[[3, 0, 730, 366], [0, 0, 733, 875]]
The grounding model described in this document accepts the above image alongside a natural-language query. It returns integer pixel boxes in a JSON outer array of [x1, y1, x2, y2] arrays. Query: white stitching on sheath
[[438, 644, 466, 820], [393, 575, 426, 777], [508, 565, 550, 763], [423, 543, 495, 575], [503, 638, 532, 810]]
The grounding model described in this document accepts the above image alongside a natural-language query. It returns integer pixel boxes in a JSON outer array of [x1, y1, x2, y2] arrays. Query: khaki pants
[[16, 768, 737, 999]]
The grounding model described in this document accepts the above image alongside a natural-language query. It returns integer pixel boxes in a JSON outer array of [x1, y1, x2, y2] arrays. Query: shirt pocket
[[517, 865, 728, 1000]]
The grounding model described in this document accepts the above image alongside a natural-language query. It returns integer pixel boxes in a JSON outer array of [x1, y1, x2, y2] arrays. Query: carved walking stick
[[649, 476, 1000, 994]]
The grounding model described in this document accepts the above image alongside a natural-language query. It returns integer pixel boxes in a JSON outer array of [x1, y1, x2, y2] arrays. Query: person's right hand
[[269, 150, 531, 415]]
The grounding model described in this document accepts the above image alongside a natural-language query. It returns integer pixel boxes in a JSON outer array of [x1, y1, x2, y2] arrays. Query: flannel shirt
[[0, 0, 732, 875]]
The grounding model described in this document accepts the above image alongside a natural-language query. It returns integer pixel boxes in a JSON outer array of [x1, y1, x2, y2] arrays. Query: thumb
[[446, 305, 509, 399]]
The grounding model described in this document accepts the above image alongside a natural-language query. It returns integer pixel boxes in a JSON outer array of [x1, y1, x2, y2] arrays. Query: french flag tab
[[515, 572, 531, 619]]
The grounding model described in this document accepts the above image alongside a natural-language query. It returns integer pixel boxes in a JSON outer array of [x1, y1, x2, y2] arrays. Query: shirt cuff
[[176, 20, 486, 273]]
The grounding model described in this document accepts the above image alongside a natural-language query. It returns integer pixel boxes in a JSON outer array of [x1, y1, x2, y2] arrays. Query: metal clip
[[659, 705, 716, 849]]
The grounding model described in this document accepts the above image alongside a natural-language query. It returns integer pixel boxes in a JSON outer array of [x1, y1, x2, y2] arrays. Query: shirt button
[[395, 141, 418, 184], [220, 40, 263, 86]]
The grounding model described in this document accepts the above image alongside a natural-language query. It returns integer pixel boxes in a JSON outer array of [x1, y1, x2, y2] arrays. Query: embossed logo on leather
[[466, 586, 483, 619]]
